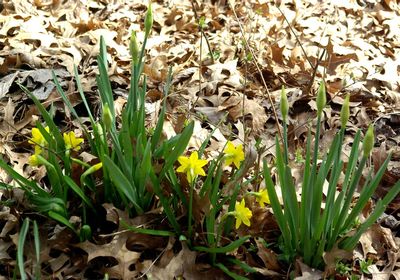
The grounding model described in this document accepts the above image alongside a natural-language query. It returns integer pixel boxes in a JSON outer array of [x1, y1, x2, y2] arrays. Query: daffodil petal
[[242, 216, 251, 227], [176, 165, 187, 173], [178, 156, 189, 165], [195, 167, 206, 177], [189, 151, 199, 161], [235, 217, 242, 229]]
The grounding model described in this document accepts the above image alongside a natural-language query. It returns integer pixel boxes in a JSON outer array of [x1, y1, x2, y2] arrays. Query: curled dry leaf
[[139, 242, 224, 280], [219, 95, 268, 134], [76, 232, 141, 279], [294, 259, 323, 280], [359, 224, 398, 259]]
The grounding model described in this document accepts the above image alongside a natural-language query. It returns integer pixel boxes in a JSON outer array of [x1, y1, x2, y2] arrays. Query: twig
[[276, 5, 315, 71], [304, 49, 326, 96], [228, 0, 282, 140], [190, 1, 214, 64]]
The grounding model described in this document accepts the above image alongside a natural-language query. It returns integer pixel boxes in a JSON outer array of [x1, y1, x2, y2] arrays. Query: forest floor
[[0, 0, 400, 279]]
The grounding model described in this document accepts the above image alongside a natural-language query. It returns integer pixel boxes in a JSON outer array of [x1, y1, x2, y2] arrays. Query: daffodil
[[29, 126, 50, 154], [63, 131, 84, 151], [224, 141, 244, 168], [233, 198, 252, 229], [177, 151, 208, 183], [28, 154, 40, 167], [81, 162, 103, 185], [253, 189, 270, 207]]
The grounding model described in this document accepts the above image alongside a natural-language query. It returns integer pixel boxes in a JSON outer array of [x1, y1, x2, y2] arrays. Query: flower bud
[[129, 31, 139, 65], [144, 2, 153, 36], [102, 103, 113, 131], [95, 123, 104, 139], [363, 125, 374, 157], [340, 94, 350, 128], [316, 80, 326, 117], [280, 85, 289, 122], [50, 203, 66, 216], [80, 225, 92, 242], [92, 162, 103, 172]]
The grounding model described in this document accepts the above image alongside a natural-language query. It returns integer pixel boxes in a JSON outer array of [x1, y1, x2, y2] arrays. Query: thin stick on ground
[[228, 0, 282, 140], [190, 1, 214, 64]]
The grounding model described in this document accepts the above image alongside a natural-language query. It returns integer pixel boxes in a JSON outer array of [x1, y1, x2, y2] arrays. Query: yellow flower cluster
[[28, 126, 50, 166], [176, 141, 270, 228], [176, 141, 272, 229], [28, 127, 50, 154], [28, 126, 84, 167], [176, 141, 245, 183]]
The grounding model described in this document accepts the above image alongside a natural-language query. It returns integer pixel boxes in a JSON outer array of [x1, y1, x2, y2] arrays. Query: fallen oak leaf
[[76, 231, 140, 279], [219, 95, 268, 134]]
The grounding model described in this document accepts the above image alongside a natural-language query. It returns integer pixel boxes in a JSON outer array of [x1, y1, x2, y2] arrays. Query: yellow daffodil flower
[[177, 151, 208, 183], [254, 189, 270, 207], [224, 141, 244, 168], [233, 198, 252, 229], [28, 126, 50, 154], [28, 154, 40, 167], [63, 131, 84, 151]]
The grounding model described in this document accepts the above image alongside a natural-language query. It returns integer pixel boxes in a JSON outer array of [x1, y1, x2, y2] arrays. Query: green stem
[[70, 157, 91, 168], [188, 180, 195, 242], [283, 119, 288, 165]]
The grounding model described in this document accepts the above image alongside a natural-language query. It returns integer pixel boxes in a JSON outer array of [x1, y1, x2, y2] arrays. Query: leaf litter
[[1, 0, 400, 278]]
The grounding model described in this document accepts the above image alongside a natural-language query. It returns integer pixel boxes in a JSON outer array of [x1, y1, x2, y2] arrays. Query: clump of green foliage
[[264, 84, 400, 268], [2, 3, 399, 279]]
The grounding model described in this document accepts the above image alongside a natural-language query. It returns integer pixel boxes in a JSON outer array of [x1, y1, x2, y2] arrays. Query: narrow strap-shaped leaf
[[33, 220, 41, 279], [327, 131, 362, 250], [205, 164, 222, 248], [342, 180, 400, 250], [151, 67, 172, 151], [226, 257, 257, 273], [321, 161, 343, 238], [17, 218, 29, 280], [109, 131, 132, 182], [160, 121, 194, 179], [97, 36, 115, 118], [103, 156, 143, 214], [322, 129, 345, 240], [167, 169, 188, 208], [299, 129, 312, 255], [53, 70, 82, 123], [63, 176, 95, 210], [310, 131, 340, 237], [194, 236, 250, 253], [341, 154, 391, 232], [334, 156, 367, 234], [263, 160, 294, 256], [120, 114, 134, 171], [223, 183, 242, 235], [48, 211, 76, 233], [137, 140, 152, 199], [149, 169, 181, 233], [200, 158, 221, 197], [0, 159, 44, 195], [214, 263, 249, 280], [275, 136, 298, 249]]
